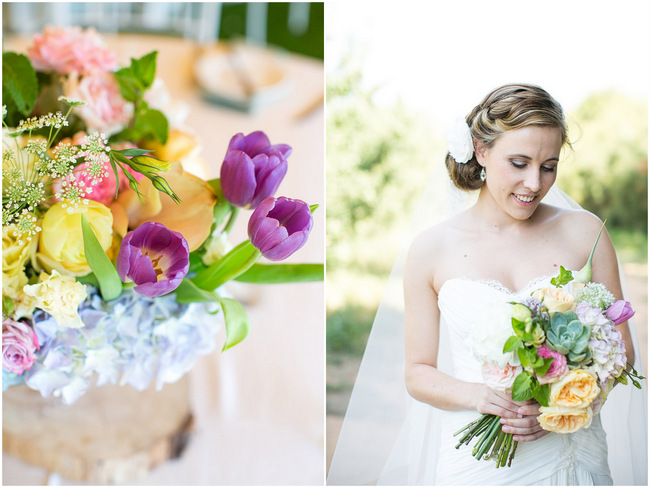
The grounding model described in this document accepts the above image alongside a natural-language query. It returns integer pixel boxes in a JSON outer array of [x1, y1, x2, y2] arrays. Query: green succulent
[[546, 311, 592, 368]]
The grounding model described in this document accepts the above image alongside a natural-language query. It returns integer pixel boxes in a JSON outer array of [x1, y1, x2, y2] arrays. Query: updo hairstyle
[[446, 83, 569, 191]]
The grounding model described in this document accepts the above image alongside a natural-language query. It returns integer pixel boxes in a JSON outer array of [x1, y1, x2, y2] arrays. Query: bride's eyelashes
[[509, 159, 557, 173]]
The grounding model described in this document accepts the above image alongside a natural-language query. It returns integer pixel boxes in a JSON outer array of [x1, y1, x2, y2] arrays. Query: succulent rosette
[[546, 311, 592, 368]]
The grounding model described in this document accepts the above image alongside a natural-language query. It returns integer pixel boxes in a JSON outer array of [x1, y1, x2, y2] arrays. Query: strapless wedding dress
[[416, 276, 613, 485]]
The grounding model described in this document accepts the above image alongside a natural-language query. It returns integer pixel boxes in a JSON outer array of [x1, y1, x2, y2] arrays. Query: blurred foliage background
[[326, 50, 648, 384]]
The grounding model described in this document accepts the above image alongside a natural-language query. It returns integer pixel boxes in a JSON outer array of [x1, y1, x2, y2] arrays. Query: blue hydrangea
[[20, 288, 221, 404]]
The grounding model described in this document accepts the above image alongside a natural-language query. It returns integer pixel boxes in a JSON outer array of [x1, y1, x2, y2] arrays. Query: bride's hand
[[474, 386, 549, 442], [499, 401, 549, 442]]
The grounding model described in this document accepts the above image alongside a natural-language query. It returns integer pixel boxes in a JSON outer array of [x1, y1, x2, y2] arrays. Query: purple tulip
[[117, 222, 190, 297], [220, 131, 291, 209], [605, 300, 635, 325], [2, 319, 39, 375], [248, 197, 313, 261]]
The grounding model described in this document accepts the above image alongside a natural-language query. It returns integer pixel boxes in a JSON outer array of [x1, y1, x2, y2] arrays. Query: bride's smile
[[476, 125, 563, 222]]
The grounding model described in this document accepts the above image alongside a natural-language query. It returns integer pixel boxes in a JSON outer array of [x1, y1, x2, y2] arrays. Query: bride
[[328, 83, 647, 485]]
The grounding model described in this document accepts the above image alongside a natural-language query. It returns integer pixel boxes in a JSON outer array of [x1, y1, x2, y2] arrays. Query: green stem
[[223, 206, 240, 234]]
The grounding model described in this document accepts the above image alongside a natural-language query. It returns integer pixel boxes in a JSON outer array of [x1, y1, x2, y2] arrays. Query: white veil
[[327, 159, 648, 485]]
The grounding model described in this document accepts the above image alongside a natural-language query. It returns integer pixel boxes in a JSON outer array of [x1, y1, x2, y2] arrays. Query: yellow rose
[[535, 287, 575, 314], [2, 224, 38, 298], [549, 369, 600, 409], [23, 270, 88, 329], [538, 405, 593, 433], [37, 200, 113, 276]]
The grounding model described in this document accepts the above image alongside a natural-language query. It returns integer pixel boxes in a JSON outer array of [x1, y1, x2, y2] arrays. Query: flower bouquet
[[456, 222, 643, 468], [2, 26, 323, 405]]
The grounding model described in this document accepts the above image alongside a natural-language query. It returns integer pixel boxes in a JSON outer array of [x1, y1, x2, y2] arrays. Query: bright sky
[[327, 0, 649, 127]]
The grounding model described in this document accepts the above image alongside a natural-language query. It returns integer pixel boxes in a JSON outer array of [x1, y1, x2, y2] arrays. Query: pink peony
[[605, 300, 635, 326], [27, 26, 118, 75], [2, 319, 39, 375], [536, 344, 569, 384], [63, 71, 133, 136], [481, 362, 522, 392]]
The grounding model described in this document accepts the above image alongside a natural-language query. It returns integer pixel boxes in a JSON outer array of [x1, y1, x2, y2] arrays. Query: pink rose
[[536, 344, 569, 384], [27, 26, 118, 75], [605, 300, 635, 326], [63, 71, 133, 136], [481, 362, 522, 392], [2, 319, 39, 375]]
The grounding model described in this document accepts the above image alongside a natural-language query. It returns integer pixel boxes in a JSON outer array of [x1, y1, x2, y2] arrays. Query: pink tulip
[[605, 300, 635, 325]]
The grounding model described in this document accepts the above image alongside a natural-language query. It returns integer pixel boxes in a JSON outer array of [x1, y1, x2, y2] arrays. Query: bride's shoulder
[[539, 203, 604, 236], [406, 216, 462, 263]]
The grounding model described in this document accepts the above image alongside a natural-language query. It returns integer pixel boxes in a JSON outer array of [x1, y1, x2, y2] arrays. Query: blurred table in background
[[2, 33, 324, 486]]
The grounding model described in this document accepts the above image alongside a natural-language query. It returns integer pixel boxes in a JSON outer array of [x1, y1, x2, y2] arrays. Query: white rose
[[466, 301, 520, 368], [446, 117, 474, 163]]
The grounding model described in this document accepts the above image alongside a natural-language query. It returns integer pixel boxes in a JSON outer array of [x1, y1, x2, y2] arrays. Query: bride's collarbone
[[433, 232, 574, 293]]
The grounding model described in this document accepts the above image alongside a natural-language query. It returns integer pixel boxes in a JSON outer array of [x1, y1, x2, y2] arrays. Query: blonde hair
[[446, 83, 569, 191]]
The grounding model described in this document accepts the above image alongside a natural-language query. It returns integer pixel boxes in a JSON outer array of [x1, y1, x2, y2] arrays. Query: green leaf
[[77, 272, 100, 288], [3, 52, 38, 116], [116, 148, 153, 157], [132, 51, 158, 89], [114, 66, 141, 102], [531, 381, 550, 407], [175, 278, 218, 303], [511, 371, 534, 401], [136, 107, 168, 145], [533, 356, 556, 377], [550, 265, 574, 287], [192, 240, 261, 290], [2, 295, 15, 316], [235, 263, 324, 284], [502, 335, 521, 354], [218, 296, 250, 351], [81, 214, 123, 301]]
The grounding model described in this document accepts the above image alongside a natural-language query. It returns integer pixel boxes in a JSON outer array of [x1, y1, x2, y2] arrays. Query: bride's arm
[[403, 232, 532, 422], [582, 214, 635, 367]]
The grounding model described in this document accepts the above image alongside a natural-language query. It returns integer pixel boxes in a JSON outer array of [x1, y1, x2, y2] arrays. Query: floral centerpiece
[[2, 26, 323, 405], [456, 222, 643, 467]]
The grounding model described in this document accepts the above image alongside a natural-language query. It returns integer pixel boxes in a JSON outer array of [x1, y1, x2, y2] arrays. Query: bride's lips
[[512, 193, 537, 206]]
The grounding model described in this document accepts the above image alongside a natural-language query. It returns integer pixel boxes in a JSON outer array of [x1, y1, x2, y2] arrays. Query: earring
[[480, 167, 487, 181]]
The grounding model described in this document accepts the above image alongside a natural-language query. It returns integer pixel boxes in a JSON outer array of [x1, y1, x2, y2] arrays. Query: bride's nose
[[524, 169, 542, 192]]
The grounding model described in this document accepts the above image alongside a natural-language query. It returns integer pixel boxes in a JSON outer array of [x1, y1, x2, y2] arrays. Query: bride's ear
[[473, 138, 488, 165]]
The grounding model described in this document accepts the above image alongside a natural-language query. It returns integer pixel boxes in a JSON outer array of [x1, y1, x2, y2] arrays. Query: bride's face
[[476, 126, 563, 220]]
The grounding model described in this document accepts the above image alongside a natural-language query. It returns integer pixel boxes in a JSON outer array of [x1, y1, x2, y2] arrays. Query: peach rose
[[533, 287, 575, 314], [538, 405, 593, 433], [481, 362, 522, 392], [549, 369, 600, 409]]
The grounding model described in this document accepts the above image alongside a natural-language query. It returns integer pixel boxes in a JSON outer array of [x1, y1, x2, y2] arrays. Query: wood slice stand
[[2, 377, 193, 484]]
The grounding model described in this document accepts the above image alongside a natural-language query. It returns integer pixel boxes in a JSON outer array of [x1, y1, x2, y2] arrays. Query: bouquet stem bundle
[[454, 414, 518, 468]]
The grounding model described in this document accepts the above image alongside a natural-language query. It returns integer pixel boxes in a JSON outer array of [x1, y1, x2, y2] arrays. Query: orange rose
[[549, 370, 600, 409], [538, 405, 593, 433]]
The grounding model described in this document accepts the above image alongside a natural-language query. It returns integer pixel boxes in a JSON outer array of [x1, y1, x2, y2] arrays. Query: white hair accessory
[[445, 117, 474, 164]]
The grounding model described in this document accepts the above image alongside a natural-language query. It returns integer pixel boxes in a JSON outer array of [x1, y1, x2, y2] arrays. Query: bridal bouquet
[[2, 26, 322, 404], [455, 223, 643, 468]]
